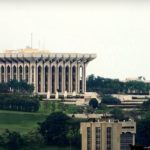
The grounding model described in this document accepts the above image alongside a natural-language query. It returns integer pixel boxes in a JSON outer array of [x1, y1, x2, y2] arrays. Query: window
[[87, 127, 91, 150], [120, 133, 133, 150], [107, 127, 111, 150], [96, 127, 101, 150]]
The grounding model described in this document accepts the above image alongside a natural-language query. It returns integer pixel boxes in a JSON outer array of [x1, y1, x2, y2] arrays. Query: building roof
[[0, 47, 96, 62]]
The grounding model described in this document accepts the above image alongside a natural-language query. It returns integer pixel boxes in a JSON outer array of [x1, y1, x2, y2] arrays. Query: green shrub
[[101, 96, 121, 105], [89, 98, 98, 108]]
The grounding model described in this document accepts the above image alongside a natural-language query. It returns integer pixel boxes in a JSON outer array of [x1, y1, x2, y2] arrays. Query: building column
[[29, 64, 32, 84], [70, 66, 72, 93], [50, 65, 53, 93], [9, 65, 11, 81], [77, 65, 80, 93], [10, 64, 13, 79], [61, 65, 64, 93], [133, 134, 135, 145], [68, 66, 71, 93], [75, 66, 77, 93], [42, 65, 45, 92], [0, 66, 1, 83], [23, 63, 25, 80], [48, 64, 51, 93], [34, 63, 37, 93], [17, 65, 19, 82], [82, 65, 85, 93], [91, 124, 96, 150], [64, 66, 66, 91], [6, 65, 8, 82], [57, 65, 59, 92], [84, 65, 87, 92], [4, 63, 6, 82], [16, 65, 18, 81], [54, 65, 57, 93]]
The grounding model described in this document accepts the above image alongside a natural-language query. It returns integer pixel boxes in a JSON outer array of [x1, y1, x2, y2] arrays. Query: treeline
[[0, 94, 40, 112], [86, 74, 150, 94], [0, 79, 34, 94]]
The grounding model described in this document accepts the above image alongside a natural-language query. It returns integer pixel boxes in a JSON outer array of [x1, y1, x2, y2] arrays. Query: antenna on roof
[[31, 34, 32, 49]]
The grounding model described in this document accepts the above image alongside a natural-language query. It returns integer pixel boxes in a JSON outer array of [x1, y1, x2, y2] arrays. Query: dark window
[[120, 133, 133, 150], [107, 127, 111, 150]]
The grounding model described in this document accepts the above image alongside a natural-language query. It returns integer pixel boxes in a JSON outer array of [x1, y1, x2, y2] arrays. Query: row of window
[[1, 66, 79, 93], [87, 127, 133, 150]]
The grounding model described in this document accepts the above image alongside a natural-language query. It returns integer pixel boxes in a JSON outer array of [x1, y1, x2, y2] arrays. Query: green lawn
[[0, 110, 46, 134], [0, 101, 83, 134]]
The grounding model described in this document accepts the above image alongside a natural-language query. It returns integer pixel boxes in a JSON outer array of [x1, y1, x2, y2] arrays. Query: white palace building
[[0, 47, 96, 97]]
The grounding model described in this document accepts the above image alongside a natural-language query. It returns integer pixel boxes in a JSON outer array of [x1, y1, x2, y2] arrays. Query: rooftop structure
[[4, 46, 50, 54]]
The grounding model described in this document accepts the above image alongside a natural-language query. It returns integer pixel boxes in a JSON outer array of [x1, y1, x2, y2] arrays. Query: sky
[[0, 0, 150, 80]]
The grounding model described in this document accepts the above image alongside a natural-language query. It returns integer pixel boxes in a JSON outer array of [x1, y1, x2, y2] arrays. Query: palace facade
[[0, 47, 96, 95]]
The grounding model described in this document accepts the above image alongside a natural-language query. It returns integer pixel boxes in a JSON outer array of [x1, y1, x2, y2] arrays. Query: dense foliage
[[110, 108, 128, 121], [89, 98, 98, 108], [0, 130, 44, 150], [124, 80, 149, 94], [86, 74, 150, 94], [39, 112, 87, 147], [101, 96, 121, 105], [39, 112, 70, 145], [0, 130, 24, 150], [136, 116, 150, 146], [0, 79, 34, 94], [142, 99, 150, 111], [0, 94, 40, 112], [86, 74, 124, 94]]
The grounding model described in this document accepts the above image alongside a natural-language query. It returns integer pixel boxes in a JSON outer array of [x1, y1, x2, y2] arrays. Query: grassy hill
[[0, 101, 82, 134], [0, 101, 50, 134], [0, 110, 46, 134]]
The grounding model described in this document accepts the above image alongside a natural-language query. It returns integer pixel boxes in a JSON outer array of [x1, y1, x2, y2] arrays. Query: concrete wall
[[68, 114, 111, 118], [112, 94, 150, 101]]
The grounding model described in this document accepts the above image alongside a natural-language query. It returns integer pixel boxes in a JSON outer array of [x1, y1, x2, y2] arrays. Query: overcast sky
[[0, 0, 150, 80]]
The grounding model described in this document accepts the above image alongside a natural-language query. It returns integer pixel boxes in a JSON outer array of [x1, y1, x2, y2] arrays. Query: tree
[[0, 83, 9, 93], [142, 99, 150, 111], [99, 104, 107, 116], [89, 98, 98, 108], [7, 79, 19, 92], [86, 74, 124, 94], [43, 100, 51, 113], [136, 117, 150, 146], [27, 83, 34, 94], [101, 96, 121, 105], [23, 131, 44, 150], [0, 94, 40, 112], [38, 112, 71, 145], [110, 108, 127, 121], [50, 102, 56, 113], [58, 102, 68, 112], [68, 118, 88, 147], [124, 81, 148, 94], [68, 120, 80, 137], [7, 79, 34, 95], [1, 130, 24, 150]]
